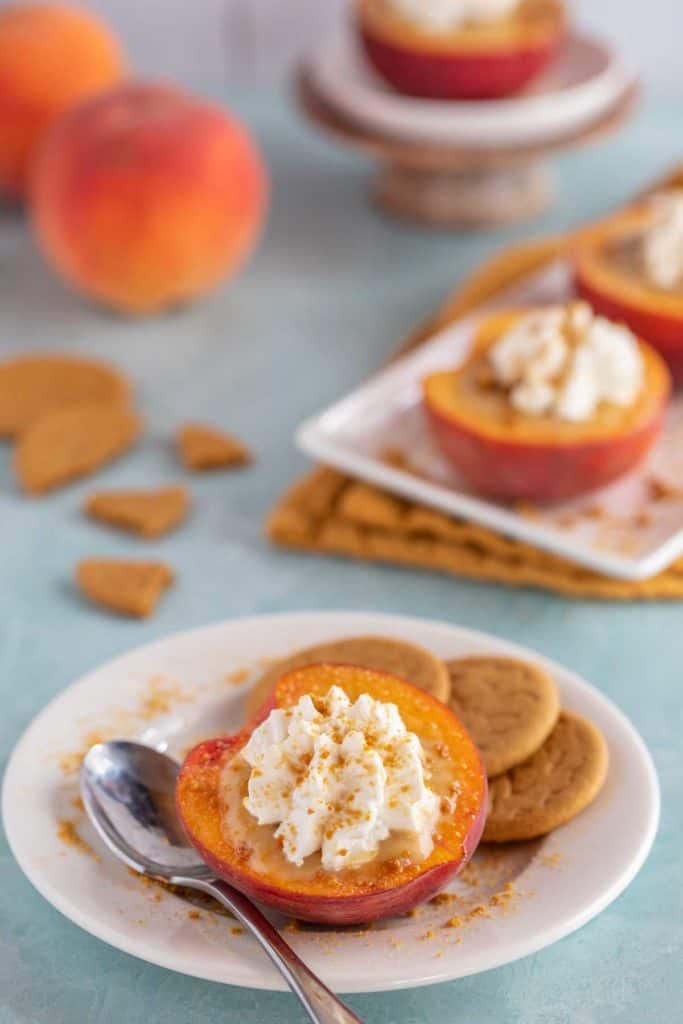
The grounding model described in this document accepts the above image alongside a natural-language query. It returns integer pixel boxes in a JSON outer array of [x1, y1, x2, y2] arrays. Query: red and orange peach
[[0, 3, 124, 199], [356, 0, 565, 100], [423, 311, 670, 503], [177, 663, 487, 925], [30, 82, 268, 315], [574, 210, 683, 386]]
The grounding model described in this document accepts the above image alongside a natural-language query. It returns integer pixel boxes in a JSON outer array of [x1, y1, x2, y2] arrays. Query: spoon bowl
[[81, 741, 210, 881], [80, 740, 362, 1024]]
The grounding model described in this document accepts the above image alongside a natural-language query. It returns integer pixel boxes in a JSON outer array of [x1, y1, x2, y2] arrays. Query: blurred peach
[[30, 81, 268, 315], [0, 3, 124, 199]]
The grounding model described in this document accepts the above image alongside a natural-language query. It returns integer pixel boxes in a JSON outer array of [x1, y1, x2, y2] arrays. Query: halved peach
[[423, 311, 670, 502], [574, 209, 683, 385], [176, 663, 487, 925], [356, 0, 565, 100]]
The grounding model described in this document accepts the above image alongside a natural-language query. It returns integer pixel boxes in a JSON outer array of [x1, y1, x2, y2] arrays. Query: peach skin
[[0, 3, 124, 199], [30, 81, 268, 315]]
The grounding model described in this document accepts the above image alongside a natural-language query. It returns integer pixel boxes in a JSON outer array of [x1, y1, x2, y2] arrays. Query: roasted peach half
[[574, 209, 683, 385], [423, 311, 670, 502], [356, 0, 565, 100], [176, 663, 487, 925]]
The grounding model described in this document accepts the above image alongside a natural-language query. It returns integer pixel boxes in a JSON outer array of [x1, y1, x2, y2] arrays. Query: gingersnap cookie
[[483, 711, 608, 842], [177, 423, 251, 471], [85, 485, 189, 538], [446, 656, 560, 777], [0, 353, 130, 438], [77, 559, 174, 618], [15, 404, 142, 495], [245, 634, 451, 720]]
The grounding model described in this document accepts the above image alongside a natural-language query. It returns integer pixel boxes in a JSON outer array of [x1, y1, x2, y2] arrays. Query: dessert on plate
[[574, 190, 683, 384], [422, 302, 671, 501], [177, 662, 487, 924], [355, 0, 565, 100]]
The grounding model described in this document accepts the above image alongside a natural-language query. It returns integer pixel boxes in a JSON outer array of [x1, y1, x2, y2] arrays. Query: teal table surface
[[1, 89, 682, 1024]]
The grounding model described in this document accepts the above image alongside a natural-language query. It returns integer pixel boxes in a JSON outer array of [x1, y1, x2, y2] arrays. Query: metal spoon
[[81, 740, 363, 1024]]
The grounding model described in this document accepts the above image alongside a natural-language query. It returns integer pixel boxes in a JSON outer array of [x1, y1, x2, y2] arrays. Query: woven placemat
[[267, 177, 683, 600]]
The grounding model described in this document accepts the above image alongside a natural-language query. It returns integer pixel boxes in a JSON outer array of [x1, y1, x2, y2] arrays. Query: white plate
[[297, 260, 683, 581], [3, 612, 658, 993], [309, 30, 635, 147]]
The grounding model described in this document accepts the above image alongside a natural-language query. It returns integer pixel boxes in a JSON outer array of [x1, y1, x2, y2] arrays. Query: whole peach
[[30, 82, 268, 315], [0, 4, 124, 199]]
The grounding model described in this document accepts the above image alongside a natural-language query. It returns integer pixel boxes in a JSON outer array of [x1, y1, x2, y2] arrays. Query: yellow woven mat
[[267, 220, 683, 600]]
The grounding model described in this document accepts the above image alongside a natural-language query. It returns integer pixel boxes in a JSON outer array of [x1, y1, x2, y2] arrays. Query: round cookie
[[0, 353, 130, 438], [483, 711, 608, 843], [446, 656, 560, 777], [244, 635, 450, 720]]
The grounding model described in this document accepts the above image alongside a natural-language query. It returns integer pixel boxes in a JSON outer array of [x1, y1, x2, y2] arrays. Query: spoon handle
[[188, 877, 364, 1024]]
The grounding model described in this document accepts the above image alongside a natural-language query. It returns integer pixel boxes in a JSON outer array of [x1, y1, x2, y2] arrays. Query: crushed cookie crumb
[[230, 926, 244, 936], [225, 668, 250, 685], [56, 818, 99, 860], [647, 476, 683, 501], [188, 910, 202, 920]]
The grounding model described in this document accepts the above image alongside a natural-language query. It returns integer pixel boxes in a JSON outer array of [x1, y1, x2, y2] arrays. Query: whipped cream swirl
[[488, 302, 644, 422], [239, 685, 441, 872], [387, 0, 520, 32]]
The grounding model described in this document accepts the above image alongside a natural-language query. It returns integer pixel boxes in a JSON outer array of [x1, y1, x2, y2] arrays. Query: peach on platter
[[574, 210, 683, 385], [423, 311, 670, 503], [0, 3, 124, 199], [176, 663, 487, 925], [355, 0, 564, 100], [30, 82, 268, 315]]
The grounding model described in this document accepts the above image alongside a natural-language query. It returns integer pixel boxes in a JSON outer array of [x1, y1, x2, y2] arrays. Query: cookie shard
[[85, 485, 189, 538], [483, 711, 609, 843], [446, 656, 560, 777], [0, 353, 130, 437], [77, 559, 174, 618], [177, 423, 251, 471], [15, 404, 143, 495], [245, 634, 451, 721]]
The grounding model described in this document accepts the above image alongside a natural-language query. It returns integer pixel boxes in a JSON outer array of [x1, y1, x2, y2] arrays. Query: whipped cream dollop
[[239, 685, 441, 871], [388, 0, 520, 32], [643, 190, 683, 291], [488, 303, 644, 422]]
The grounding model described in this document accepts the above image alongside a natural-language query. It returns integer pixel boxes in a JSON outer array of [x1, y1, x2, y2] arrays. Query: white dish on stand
[[310, 29, 635, 147]]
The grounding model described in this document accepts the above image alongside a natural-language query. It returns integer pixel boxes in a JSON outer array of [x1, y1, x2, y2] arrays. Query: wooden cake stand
[[295, 67, 638, 229]]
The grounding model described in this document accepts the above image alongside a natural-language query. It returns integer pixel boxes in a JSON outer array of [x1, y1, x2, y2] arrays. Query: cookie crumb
[[56, 818, 98, 860], [230, 926, 244, 936], [177, 423, 251, 471], [188, 910, 202, 920], [225, 668, 250, 685], [85, 485, 189, 538], [76, 558, 174, 618]]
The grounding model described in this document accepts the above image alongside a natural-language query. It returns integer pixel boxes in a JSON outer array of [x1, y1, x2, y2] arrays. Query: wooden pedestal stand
[[295, 68, 637, 229]]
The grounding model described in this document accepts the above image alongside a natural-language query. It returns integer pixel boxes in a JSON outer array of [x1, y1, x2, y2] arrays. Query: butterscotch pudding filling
[[228, 685, 441, 873], [486, 303, 644, 422]]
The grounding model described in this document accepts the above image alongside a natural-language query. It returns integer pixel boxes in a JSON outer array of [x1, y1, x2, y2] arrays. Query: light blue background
[[1, 92, 681, 1023]]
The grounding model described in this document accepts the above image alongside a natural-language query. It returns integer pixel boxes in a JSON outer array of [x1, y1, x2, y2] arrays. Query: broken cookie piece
[[176, 422, 251, 471], [85, 485, 189, 538], [15, 404, 142, 495], [76, 558, 174, 618]]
